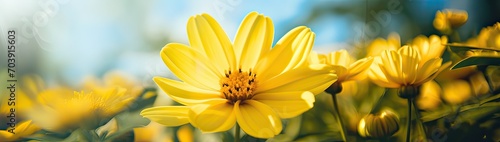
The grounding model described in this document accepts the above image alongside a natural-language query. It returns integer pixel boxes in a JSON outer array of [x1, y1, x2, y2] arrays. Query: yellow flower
[[0, 120, 40, 141], [83, 70, 151, 99], [410, 35, 448, 64], [369, 46, 450, 88], [416, 80, 442, 110], [309, 50, 373, 82], [478, 23, 500, 48], [433, 9, 468, 34], [366, 33, 401, 57], [27, 87, 136, 132], [140, 12, 337, 138], [442, 80, 472, 104]]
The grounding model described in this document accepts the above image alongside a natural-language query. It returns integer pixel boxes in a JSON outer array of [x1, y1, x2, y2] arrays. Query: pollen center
[[220, 68, 257, 104]]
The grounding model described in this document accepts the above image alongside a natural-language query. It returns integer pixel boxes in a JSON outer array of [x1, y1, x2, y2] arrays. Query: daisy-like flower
[[467, 23, 500, 48], [433, 9, 468, 34], [410, 35, 448, 64], [310, 50, 373, 83], [369, 46, 450, 97], [140, 12, 337, 138], [27, 87, 137, 132], [309, 50, 373, 94], [366, 33, 401, 57]]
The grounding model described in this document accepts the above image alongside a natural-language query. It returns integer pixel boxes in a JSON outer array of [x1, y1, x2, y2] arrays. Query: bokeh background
[[1, 1, 500, 141], [1, 0, 499, 88]]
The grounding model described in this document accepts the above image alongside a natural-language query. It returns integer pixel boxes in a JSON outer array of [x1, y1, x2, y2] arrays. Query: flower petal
[[346, 57, 373, 81], [327, 49, 352, 67], [380, 49, 402, 84], [140, 106, 190, 126], [253, 91, 314, 118], [153, 77, 223, 106], [234, 12, 274, 70], [188, 99, 236, 132], [161, 43, 221, 91], [256, 64, 337, 94], [235, 100, 282, 138], [399, 46, 420, 84], [187, 13, 237, 72], [255, 26, 315, 80], [369, 57, 401, 88]]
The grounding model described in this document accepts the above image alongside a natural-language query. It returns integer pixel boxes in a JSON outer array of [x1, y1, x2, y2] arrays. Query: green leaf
[[421, 101, 500, 122], [451, 56, 500, 69], [103, 88, 157, 141]]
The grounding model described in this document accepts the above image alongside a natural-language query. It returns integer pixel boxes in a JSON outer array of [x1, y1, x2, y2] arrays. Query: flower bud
[[358, 110, 400, 138]]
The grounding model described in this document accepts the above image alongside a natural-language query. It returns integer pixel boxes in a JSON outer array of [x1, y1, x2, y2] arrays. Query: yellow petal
[[140, 106, 190, 126], [399, 46, 420, 84], [308, 51, 326, 64], [255, 26, 315, 80], [369, 57, 401, 88], [327, 49, 352, 67], [161, 43, 221, 91], [0, 131, 14, 141], [188, 99, 236, 132], [331, 65, 348, 81], [234, 12, 274, 70], [235, 100, 282, 138], [380, 49, 402, 84], [346, 57, 374, 81], [253, 91, 314, 118], [153, 77, 223, 106], [256, 64, 337, 94], [415, 58, 441, 84], [187, 13, 237, 73]]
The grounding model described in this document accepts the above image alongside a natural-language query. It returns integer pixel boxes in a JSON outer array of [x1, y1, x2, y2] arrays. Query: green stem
[[370, 88, 388, 114], [332, 94, 347, 141], [406, 98, 412, 142], [235, 124, 240, 142], [451, 30, 462, 42], [412, 99, 428, 142]]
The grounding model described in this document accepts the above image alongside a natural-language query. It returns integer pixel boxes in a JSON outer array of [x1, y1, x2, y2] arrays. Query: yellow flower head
[[475, 23, 500, 48], [369, 46, 450, 88], [366, 33, 401, 57], [28, 87, 136, 132], [433, 9, 468, 34], [410, 35, 448, 63], [141, 12, 337, 138], [309, 50, 373, 82], [84, 70, 150, 99]]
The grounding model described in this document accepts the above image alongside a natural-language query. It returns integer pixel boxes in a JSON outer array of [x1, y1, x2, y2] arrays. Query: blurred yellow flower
[[84, 70, 149, 99], [410, 35, 448, 63], [469, 23, 500, 48], [133, 123, 172, 142], [28, 87, 137, 132], [416, 80, 442, 110], [442, 80, 472, 104], [0, 120, 40, 141], [366, 33, 401, 57], [309, 50, 373, 82], [433, 9, 468, 34], [369, 46, 450, 89], [141, 12, 337, 138]]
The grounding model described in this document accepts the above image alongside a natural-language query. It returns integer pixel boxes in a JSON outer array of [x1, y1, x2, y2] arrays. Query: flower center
[[220, 68, 257, 104]]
